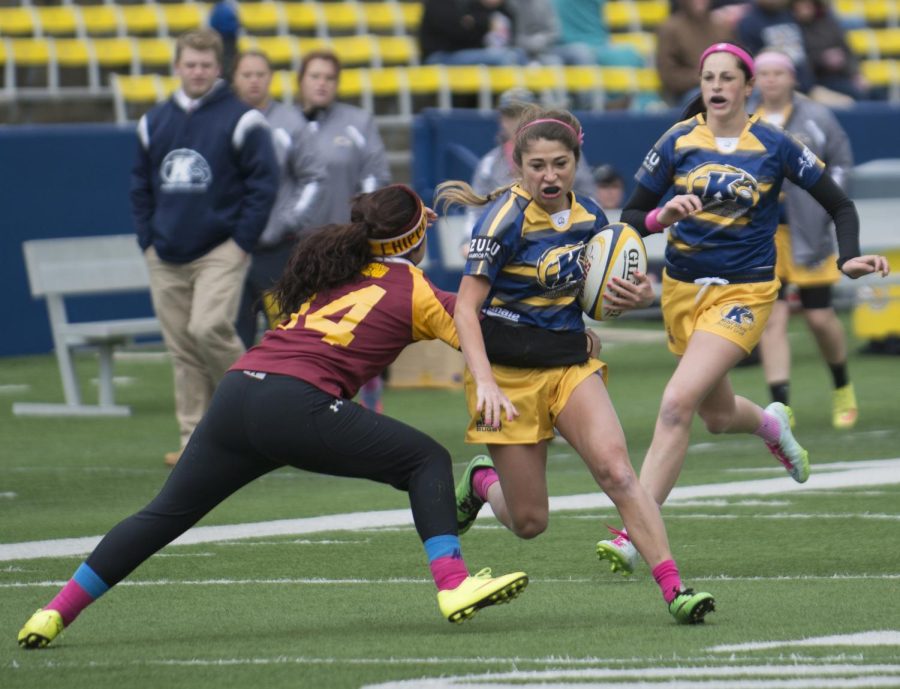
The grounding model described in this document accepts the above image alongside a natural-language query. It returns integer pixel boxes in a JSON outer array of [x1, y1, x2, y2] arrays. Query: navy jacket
[[131, 81, 279, 263]]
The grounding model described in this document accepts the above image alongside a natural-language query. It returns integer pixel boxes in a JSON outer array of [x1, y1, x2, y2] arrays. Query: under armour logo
[[329, 400, 344, 413]]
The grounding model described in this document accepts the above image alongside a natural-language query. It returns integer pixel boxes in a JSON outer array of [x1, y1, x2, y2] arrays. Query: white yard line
[[2, 458, 899, 562], [709, 631, 900, 652]]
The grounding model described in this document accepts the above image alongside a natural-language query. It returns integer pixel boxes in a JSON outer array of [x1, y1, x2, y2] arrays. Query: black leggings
[[777, 284, 833, 309], [86, 371, 456, 587]]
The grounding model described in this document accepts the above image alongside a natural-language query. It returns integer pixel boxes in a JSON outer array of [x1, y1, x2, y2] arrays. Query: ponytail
[[434, 180, 514, 212]]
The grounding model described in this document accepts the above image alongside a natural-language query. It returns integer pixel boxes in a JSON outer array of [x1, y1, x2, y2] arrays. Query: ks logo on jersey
[[536, 243, 585, 295], [160, 148, 212, 191], [685, 163, 759, 219]]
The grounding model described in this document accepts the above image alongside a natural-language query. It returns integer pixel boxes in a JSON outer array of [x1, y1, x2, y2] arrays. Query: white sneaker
[[596, 529, 639, 576], [764, 402, 810, 483]]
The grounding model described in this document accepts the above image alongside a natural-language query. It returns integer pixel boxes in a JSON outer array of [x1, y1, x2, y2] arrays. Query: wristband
[[645, 208, 666, 234]]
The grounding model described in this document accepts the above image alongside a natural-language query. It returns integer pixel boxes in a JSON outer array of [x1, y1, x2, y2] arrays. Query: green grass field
[[1, 316, 899, 689]]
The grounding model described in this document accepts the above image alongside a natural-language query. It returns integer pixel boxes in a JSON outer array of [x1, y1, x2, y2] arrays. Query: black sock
[[829, 362, 849, 389], [769, 382, 790, 405]]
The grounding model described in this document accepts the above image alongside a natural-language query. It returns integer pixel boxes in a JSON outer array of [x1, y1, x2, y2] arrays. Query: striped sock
[[651, 559, 683, 604], [45, 563, 109, 626], [424, 535, 468, 591]]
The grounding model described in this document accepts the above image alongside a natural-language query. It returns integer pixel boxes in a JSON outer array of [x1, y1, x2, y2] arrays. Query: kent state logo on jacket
[[720, 304, 755, 334], [160, 148, 213, 192], [536, 243, 586, 296], [685, 163, 760, 220]]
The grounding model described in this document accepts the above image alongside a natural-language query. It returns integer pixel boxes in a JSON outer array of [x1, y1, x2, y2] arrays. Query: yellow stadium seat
[[135, 38, 174, 72], [160, 4, 205, 36], [636, 66, 661, 92], [523, 64, 565, 93], [406, 64, 443, 95], [10, 38, 51, 67], [604, 1, 640, 32], [54, 38, 91, 68], [80, 6, 121, 37], [362, 3, 402, 35], [398, 2, 423, 33], [876, 28, 900, 57], [160, 75, 180, 96], [338, 67, 366, 98], [330, 35, 377, 67], [0, 7, 36, 38], [270, 69, 294, 101], [610, 31, 656, 59], [376, 35, 417, 65], [240, 2, 284, 36], [298, 37, 331, 58], [487, 65, 524, 94], [320, 3, 364, 36], [120, 5, 161, 37], [114, 74, 162, 104], [36, 6, 79, 38], [848, 28, 877, 57], [600, 65, 640, 92], [861, 58, 900, 87], [444, 65, 486, 94], [862, 0, 896, 25], [282, 2, 318, 36], [93, 37, 136, 71], [636, 0, 670, 29], [255, 35, 302, 69], [369, 66, 403, 97]]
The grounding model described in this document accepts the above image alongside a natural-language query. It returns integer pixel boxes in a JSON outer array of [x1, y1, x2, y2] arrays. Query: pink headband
[[755, 51, 796, 75], [699, 43, 755, 77], [516, 118, 585, 145]]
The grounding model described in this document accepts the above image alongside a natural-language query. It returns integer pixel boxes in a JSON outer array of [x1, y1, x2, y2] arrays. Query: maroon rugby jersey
[[232, 258, 458, 399]]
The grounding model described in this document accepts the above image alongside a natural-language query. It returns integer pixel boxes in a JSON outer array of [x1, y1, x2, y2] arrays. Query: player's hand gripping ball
[[578, 223, 648, 321]]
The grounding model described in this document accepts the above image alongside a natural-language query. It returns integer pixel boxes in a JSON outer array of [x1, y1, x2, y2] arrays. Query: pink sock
[[429, 556, 469, 591], [652, 559, 684, 604], [754, 411, 782, 444], [472, 467, 499, 502], [46, 580, 94, 626]]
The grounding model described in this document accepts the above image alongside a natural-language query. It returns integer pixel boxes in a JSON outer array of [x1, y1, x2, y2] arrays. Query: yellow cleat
[[832, 384, 858, 429], [437, 568, 528, 623], [18, 609, 63, 649]]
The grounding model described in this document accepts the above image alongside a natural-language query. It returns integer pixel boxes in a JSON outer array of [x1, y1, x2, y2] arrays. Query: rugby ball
[[578, 223, 648, 321]]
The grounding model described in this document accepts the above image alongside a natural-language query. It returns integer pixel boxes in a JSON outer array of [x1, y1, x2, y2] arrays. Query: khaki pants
[[145, 239, 250, 448]]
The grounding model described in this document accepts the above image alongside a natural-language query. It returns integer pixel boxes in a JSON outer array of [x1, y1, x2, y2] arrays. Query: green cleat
[[668, 589, 716, 624], [456, 454, 494, 535], [764, 402, 810, 483], [437, 568, 528, 623], [18, 609, 63, 649]]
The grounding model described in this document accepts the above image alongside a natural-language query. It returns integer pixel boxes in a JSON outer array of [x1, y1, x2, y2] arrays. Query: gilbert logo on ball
[[578, 223, 647, 321]]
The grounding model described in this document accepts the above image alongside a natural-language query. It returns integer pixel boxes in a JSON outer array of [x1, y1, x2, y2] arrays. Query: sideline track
[[2, 458, 899, 562]]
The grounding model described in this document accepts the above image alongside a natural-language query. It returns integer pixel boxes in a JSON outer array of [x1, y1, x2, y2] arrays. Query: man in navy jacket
[[131, 29, 278, 466]]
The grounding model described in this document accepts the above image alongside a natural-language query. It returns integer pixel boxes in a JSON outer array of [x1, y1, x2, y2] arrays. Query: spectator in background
[[656, 0, 735, 107], [297, 49, 393, 411], [208, 0, 239, 79], [419, 0, 526, 66], [232, 51, 326, 348], [738, 0, 815, 92], [552, 0, 644, 68], [792, 0, 867, 102], [508, 0, 596, 67], [130, 30, 279, 466], [592, 164, 625, 220], [753, 48, 860, 428]]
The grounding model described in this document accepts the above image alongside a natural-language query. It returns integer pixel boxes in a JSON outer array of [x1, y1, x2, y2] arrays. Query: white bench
[[13, 235, 162, 417]]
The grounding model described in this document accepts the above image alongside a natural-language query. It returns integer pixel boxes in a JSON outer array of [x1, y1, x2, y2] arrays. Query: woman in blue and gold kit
[[17, 185, 529, 650], [437, 107, 717, 625], [596, 43, 890, 576]]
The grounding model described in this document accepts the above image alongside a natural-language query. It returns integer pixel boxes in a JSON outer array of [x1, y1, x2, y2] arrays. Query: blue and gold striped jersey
[[465, 184, 609, 331], [636, 113, 825, 282]]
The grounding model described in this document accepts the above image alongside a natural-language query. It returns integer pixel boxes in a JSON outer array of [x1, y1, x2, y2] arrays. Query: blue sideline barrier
[[2, 103, 900, 356]]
